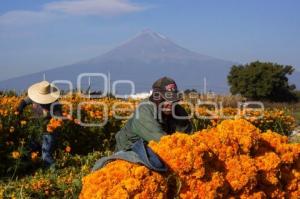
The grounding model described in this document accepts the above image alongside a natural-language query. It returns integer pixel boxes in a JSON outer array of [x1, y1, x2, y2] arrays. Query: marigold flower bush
[[192, 107, 296, 135], [0, 151, 107, 198], [0, 95, 125, 176], [81, 119, 300, 198]]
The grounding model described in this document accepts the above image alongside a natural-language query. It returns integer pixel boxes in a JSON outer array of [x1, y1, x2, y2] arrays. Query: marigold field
[[0, 95, 299, 198]]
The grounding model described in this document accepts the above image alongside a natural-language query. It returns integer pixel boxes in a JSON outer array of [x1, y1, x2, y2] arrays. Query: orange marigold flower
[[46, 118, 63, 133], [11, 151, 20, 159], [31, 152, 39, 161], [20, 120, 27, 126], [65, 146, 71, 153], [9, 126, 15, 133]]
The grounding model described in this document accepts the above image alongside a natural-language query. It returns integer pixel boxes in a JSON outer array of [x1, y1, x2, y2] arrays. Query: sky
[[0, 0, 300, 81]]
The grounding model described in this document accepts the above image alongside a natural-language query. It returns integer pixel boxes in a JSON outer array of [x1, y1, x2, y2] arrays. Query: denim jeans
[[41, 133, 56, 167]]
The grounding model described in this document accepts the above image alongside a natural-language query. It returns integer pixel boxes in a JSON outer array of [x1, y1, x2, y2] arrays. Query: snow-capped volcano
[[89, 29, 215, 63], [4, 29, 299, 93]]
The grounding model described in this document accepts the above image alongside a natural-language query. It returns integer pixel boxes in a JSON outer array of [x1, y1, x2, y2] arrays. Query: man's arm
[[17, 97, 32, 115], [51, 102, 62, 117], [131, 103, 167, 142], [174, 105, 193, 134]]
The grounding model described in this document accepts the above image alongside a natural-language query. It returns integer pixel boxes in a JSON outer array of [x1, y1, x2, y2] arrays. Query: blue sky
[[0, 0, 300, 81]]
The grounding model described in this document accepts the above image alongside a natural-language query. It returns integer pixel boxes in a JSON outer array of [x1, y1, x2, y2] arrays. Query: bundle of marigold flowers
[[80, 160, 168, 199], [80, 119, 300, 198], [46, 118, 63, 133]]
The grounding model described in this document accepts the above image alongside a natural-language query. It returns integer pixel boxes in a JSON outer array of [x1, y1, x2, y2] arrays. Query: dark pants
[[41, 133, 57, 167]]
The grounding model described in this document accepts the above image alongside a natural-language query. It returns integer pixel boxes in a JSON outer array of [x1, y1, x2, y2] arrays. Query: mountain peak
[[94, 29, 213, 62], [138, 28, 168, 40]]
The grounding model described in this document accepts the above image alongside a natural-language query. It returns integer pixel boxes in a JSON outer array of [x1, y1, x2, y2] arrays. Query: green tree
[[184, 89, 198, 94], [227, 61, 297, 102]]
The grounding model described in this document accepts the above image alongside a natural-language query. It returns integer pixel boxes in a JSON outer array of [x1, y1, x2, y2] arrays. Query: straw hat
[[28, 81, 60, 104]]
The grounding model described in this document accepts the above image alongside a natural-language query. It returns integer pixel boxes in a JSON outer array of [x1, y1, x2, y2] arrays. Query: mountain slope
[[1, 29, 298, 93]]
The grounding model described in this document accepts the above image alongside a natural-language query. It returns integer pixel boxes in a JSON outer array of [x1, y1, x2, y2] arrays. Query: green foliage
[[0, 90, 18, 97], [0, 151, 109, 198], [228, 61, 297, 102], [293, 90, 300, 101], [184, 89, 198, 94], [0, 110, 120, 177]]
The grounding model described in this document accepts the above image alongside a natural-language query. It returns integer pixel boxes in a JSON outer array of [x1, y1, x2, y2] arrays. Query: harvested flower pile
[[80, 119, 300, 199]]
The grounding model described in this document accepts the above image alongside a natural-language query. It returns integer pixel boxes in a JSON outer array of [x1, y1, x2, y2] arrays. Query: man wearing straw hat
[[17, 80, 62, 168]]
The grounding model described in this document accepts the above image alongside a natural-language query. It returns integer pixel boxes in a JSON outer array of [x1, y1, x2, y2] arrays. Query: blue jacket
[[92, 139, 167, 172]]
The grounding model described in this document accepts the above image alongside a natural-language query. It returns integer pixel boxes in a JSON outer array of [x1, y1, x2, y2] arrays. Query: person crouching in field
[[92, 77, 193, 171], [115, 76, 193, 151], [17, 81, 62, 168]]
